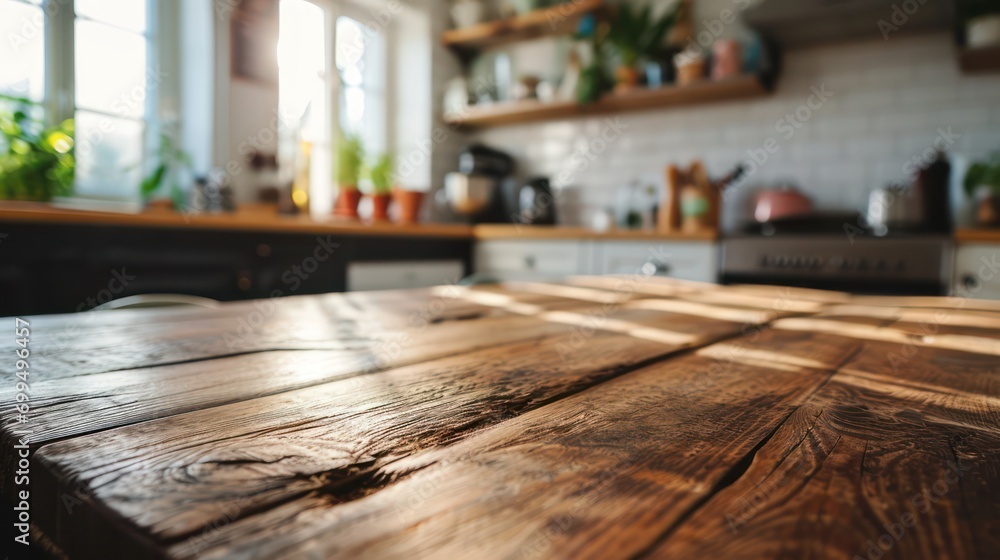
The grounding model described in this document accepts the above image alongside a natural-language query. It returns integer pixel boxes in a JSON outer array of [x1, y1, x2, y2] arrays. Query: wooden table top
[[3, 278, 999, 559]]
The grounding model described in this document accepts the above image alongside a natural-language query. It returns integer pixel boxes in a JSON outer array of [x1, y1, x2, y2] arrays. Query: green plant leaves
[[964, 153, 1000, 196], [337, 133, 365, 188], [0, 105, 74, 202]]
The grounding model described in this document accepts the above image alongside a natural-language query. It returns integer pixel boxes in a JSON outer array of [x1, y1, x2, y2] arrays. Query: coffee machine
[[440, 144, 516, 224]]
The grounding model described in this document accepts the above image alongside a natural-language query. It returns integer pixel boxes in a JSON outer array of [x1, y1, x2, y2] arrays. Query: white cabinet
[[348, 261, 465, 291], [954, 245, 1000, 300], [474, 239, 717, 283], [594, 241, 717, 282], [474, 240, 591, 280]]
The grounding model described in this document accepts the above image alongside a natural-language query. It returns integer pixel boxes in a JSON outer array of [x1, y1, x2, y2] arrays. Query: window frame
[[279, 0, 395, 211], [40, 0, 171, 198]]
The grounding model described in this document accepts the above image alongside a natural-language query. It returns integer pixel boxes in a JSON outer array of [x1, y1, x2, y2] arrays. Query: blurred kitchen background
[[2, 0, 1000, 317]]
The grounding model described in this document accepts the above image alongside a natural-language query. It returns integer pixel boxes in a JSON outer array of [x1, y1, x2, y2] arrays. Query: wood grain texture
[[22, 287, 587, 378], [2, 296, 662, 498], [170, 328, 864, 559], [30, 307, 748, 558], [649, 377, 1000, 559], [7, 281, 999, 560]]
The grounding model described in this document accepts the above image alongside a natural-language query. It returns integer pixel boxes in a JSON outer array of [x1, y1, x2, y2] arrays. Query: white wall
[[467, 10, 1000, 231]]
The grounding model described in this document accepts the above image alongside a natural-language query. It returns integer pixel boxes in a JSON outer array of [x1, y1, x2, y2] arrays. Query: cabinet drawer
[[597, 241, 717, 282], [954, 245, 1000, 300], [475, 241, 587, 278], [348, 261, 465, 292]]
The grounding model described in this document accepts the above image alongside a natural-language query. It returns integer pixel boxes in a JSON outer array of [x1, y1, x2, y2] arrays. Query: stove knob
[[895, 260, 906, 272], [811, 258, 824, 270], [857, 259, 870, 272], [875, 259, 888, 272]]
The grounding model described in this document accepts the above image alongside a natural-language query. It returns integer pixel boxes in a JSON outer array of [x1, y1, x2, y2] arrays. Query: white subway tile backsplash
[[473, 34, 996, 229]]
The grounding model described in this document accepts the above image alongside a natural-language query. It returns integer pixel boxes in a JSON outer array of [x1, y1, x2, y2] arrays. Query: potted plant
[[335, 133, 364, 218], [0, 100, 75, 202], [393, 187, 425, 224], [367, 152, 394, 221], [965, 153, 1000, 227], [606, 2, 679, 91], [140, 133, 193, 210], [573, 15, 614, 104]]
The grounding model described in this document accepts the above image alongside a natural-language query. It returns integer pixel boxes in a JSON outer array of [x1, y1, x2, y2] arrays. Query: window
[[278, 0, 389, 214], [74, 0, 154, 198], [1, 0, 164, 200], [335, 14, 386, 155], [0, 0, 45, 105], [278, 0, 330, 212]]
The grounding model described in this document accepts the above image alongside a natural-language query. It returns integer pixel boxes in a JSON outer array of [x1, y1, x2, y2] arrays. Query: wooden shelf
[[959, 45, 1000, 74], [444, 74, 771, 129], [442, 0, 605, 53], [955, 227, 1000, 244]]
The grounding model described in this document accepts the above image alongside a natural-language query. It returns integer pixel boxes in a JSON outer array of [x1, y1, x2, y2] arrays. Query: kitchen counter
[[0, 202, 717, 241], [473, 223, 718, 241], [0, 201, 474, 239], [955, 227, 1000, 243], [6, 278, 999, 558]]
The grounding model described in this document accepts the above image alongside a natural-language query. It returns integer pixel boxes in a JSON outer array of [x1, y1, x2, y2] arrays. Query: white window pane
[[74, 111, 144, 198], [0, 0, 45, 101], [336, 17, 365, 70], [75, 20, 149, 118], [278, 0, 327, 133], [76, 0, 147, 33]]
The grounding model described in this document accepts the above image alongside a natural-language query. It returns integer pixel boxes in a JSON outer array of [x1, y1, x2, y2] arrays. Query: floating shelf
[[959, 45, 1000, 74], [444, 75, 771, 129], [442, 0, 605, 53]]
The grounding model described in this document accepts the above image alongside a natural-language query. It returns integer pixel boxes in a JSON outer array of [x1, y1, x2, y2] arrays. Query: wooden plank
[[441, 0, 604, 52], [648, 376, 1000, 559], [31, 306, 749, 558], [20, 287, 587, 378], [160, 326, 865, 559], [445, 76, 770, 129], [0, 308, 594, 499]]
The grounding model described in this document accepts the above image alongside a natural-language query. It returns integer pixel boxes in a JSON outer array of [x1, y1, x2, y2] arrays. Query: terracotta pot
[[977, 194, 1000, 227], [615, 66, 641, 91], [393, 189, 425, 224], [370, 193, 392, 221], [711, 39, 743, 81], [334, 187, 362, 218]]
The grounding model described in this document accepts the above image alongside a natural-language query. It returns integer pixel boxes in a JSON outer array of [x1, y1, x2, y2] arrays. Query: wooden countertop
[[955, 227, 1000, 244], [6, 279, 999, 558], [0, 201, 474, 239], [472, 223, 718, 241], [0, 201, 718, 242]]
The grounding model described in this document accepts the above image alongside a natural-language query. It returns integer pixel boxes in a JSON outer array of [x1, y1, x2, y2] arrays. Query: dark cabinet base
[[0, 223, 472, 316]]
